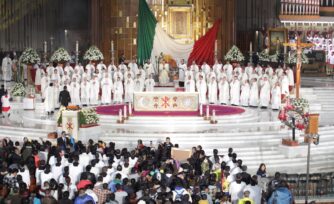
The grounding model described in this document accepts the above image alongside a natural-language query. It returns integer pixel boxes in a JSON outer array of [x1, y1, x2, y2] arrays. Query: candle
[[250, 41, 253, 53], [206, 105, 209, 118], [44, 41, 47, 54], [124, 105, 127, 118], [129, 103, 132, 115], [154, 11, 157, 18], [126, 16, 129, 23], [133, 22, 137, 28], [133, 38, 137, 45], [200, 104, 203, 116], [215, 40, 218, 53], [111, 41, 114, 52], [75, 41, 79, 53], [119, 109, 122, 121]]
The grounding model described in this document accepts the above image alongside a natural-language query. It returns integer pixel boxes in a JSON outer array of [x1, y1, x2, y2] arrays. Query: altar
[[133, 92, 199, 112]]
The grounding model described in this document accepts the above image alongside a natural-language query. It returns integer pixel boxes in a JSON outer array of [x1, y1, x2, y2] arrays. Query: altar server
[[69, 78, 81, 106], [44, 83, 55, 115], [259, 77, 271, 108], [144, 60, 155, 78], [113, 77, 123, 103], [185, 75, 195, 92], [196, 75, 207, 104], [240, 80, 251, 107], [134, 75, 144, 92], [208, 76, 218, 104], [2, 53, 12, 81], [230, 76, 240, 106], [218, 77, 230, 105], [178, 59, 187, 82], [80, 78, 90, 106], [89, 76, 100, 105], [124, 74, 135, 103], [271, 82, 281, 110], [159, 60, 170, 85], [101, 74, 113, 104], [249, 78, 259, 107], [145, 74, 155, 92]]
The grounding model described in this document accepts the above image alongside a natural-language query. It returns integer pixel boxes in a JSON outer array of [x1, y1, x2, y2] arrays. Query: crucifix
[[283, 37, 313, 99]]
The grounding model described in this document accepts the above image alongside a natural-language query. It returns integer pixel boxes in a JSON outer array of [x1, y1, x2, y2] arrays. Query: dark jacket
[[59, 90, 71, 107]]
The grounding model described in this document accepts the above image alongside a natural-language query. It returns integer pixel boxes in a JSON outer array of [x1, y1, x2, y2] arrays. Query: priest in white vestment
[[201, 62, 211, 75], [286, 67, 295, 90], [89, 76, 100, 105], [1, 54, 12, 81], [85, 62, 95, 79], [54, 80, 61, 108], [145, 74, 155, 92], [118, 62, 127, 74], [80, 78, 90, 106], [223, 61, 233, 82], [275, 65, 284, 77], [113, 77, 123, 103], [245, 63, 253, 77], [124, 74, 135, 103], [159, 61, 170, 85], [134, 75, 144, 92], [41, 74, 49, 100], [196, 75, 207, 104], [190, 61, 199, 73], [208, 77, 218, 104], [113, 68, 124, 82], [35, 67, 45, 93], [240, 80, 250, 107], [259, 77, 271, 108], [128, 60, 139, 75], [107, 62, 117, 79], [185, 67, 194, 81], [69, 78, 81, 106], [213, 60, 223, 75], [255, 64, 263, 75], [218, 77, 230, 105], [144, 60, 155, 78], [74, 63, 84, 75], [185, 75, 195, 92], [249, 78, 259, 107], [44, 83, 55, 114], [96, 61, 107, 73], [46, 64, 54, 77], [101, 74, 113, 104], [124, 67, 135, 79], [271, 82, 281, 110], [230, 76, 240, 106], [64, 63, 74, 78], [265, 65, 274, 77], [178, 59, 187, 82], [280, 73, 290, 98]]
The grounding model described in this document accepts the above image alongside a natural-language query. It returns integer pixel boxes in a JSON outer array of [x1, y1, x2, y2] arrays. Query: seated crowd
[[0, 135, 294, 204]]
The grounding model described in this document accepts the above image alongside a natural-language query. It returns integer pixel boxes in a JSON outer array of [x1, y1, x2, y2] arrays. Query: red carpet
[[96, 104, 245, 117]]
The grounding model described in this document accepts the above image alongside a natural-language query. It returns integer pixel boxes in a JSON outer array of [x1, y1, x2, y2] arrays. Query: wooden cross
[[283, 37, 313, 99]]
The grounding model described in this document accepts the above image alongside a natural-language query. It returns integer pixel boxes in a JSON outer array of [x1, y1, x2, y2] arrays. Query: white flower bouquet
[[83, 46, 104, 61], [287, 51, 309, 64], [79, 108, 99, 125], [50, 48, 71, 63], [11, 83, 26, 97], [19, 48, 40, 65], [224, 45, 245, 62], [258, 50, 270, 62]]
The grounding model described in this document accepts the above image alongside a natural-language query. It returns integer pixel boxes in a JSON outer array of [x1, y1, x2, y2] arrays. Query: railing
[[321, 0, 334, 6], [280, 0, 320, 15]]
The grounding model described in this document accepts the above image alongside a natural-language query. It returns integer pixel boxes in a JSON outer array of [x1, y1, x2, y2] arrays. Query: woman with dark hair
[[256, 163, 267, 178]]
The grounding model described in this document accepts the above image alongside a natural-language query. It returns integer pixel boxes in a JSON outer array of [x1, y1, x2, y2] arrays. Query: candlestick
[[199, 104, 203, 116], [133, 38, 137, 46], [214, 40, 218, 54], [124, 105, 127, 119], [133, 22, 137, 28], [111, 41, 114, 52], [129, 103, 132, 115], [206, 105, 209, 118], [44, 41, 47, 54], [250, 41, 253, 54], [76, 41, 79, 53]]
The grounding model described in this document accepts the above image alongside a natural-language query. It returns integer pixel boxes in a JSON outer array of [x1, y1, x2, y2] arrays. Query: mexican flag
[[137, 0, 221, 67]]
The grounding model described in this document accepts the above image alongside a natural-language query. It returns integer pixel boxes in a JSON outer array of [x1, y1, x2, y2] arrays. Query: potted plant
[[11, 83, 26, 102], [278, 97, 310, 146], [83, 46, 104, 65], [50, 48, 71, 66], [224, 45, 245, 67], [19, 48, 40, 84]]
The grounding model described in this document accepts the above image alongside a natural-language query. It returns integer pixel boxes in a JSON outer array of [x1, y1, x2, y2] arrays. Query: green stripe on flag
[[137, 0, 157, 66]]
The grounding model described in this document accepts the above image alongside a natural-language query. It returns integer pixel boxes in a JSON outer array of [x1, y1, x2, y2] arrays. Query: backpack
[[270, 187, 292, 204]]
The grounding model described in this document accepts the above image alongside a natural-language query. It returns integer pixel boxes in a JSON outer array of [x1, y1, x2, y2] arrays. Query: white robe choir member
[[185, 76, 195, 92], [44, 83, 55, 114], [230, 77, 240, 106], [208, 77, 218, 104], [145, 75, 155, 92], [89, 77, 100, 105], [101, 76, 113, 104], [113, 78, 123, 103], [178, 60, 187, 81], [240, 81, 250, 107], [223, 62, 233, 81], [190, 61, 199, 73], [134, 77, 144, 92], [69, 81, 81, 106], [80, 79, 91, 106], [201, 62, 211, 75], [259, 78, 271, 108], [271, 83, 281, 110], [249, 79, 259, 107], [218, 78, 229, 105], [124, 76, 135, 103], [128, 60, 139, 75], [159, 62, 170, 85], [1, 55, 12, 81], [196, 77, 207, 104]]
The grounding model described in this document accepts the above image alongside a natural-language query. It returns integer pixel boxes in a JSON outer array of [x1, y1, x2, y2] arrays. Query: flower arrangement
[[224, 45, 245, 62], [57, 106, 67, 126], [11, 83, 26, 97], [269, 51, 280, 63], [57, 107, 99, 127], [19, 48, 40, 65], [258, 50, 270, 62], [278, 97, 309, 131], [287, 51, 309, 64], [50, 48, 71, 63], [83, 46, 104, 61]]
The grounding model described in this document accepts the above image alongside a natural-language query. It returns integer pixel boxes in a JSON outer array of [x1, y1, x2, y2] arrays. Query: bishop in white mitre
[[271, 82, 281, 110], [124, 74, 135, 103], [259, 77, 271, 108], [89, 75, 100, 105], [178, 59, 187, 82], [1, 53, 12, 81], [80, 77, 91, 106], [208, 76, 218, 104], [101, 74, 113, 104], [113, 77, 123, 103], [230, 76, 240, 106], [240, 80, 250, 107], [249, 78, 259, 107], [185, 75, 195, 92], [159, 60, 170, 85], [196, 75, 207, 104], [145, 74, 155, 92], [218, 77, 229, 105]]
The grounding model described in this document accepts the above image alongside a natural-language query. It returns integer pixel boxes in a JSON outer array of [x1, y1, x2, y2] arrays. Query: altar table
[[133, 92, 199, 112]]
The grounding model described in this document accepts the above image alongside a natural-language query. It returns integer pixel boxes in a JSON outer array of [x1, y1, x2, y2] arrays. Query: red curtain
[[187, 19, 221, 67]]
